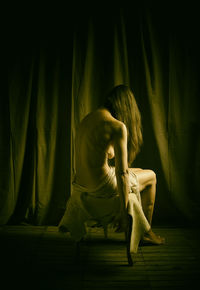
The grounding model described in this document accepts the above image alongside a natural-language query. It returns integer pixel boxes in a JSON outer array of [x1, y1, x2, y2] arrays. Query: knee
[[151, 170, 157, 184], [145, 169, 156, 185], [137, 169, 157, 192]]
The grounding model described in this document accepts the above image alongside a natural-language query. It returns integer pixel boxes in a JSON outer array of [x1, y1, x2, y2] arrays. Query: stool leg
[[126, 214, 133, 266], [75, 241, 80, 262], [103, 224, 108, 239]]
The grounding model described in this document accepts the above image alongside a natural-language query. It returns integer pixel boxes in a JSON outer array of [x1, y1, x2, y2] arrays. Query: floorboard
[[0, 225, 200, 290]]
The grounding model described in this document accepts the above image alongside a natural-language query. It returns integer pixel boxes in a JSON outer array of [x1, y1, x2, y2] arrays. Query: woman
[[59, 85, 164, 252]]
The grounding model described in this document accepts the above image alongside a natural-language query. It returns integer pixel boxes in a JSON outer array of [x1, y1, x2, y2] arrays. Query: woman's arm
[[113, 122, 130, 226]]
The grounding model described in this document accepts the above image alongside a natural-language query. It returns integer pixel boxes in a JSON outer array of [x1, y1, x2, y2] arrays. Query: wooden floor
[[0, 225, 200, 290]]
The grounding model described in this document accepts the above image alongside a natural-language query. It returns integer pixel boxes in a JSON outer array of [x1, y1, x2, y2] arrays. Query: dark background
[[1, 2, 200, 227]]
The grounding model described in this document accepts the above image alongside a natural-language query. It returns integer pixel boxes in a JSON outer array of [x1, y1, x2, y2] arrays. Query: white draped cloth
[[59, 167, 150, 253]]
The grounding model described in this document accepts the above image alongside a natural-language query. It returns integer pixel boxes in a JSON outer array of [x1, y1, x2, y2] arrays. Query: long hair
[[104, 85, 143, 166]]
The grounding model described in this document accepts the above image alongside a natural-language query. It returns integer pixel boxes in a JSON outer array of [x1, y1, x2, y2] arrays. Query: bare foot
[[141, 229, 165, 245]]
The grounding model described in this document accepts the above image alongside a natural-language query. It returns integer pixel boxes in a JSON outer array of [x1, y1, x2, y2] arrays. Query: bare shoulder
[[100, 110, 127, 140], [78, 108, 127, 143], [109, 118, 127, 138], [111, 119, 126, 133]]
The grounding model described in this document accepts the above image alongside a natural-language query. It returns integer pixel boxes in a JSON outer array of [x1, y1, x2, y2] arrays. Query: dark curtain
[[1, 3, 200, 226]]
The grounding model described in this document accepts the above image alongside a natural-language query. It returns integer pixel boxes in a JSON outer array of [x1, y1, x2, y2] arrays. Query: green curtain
[[1, 4, 200, 226], [2, 30, 73, 225]]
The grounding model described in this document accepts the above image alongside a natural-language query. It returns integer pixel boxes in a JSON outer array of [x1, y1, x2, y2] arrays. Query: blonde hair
[[104, 85, 143, 166]]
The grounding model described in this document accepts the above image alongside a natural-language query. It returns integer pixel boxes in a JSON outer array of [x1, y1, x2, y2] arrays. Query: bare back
[[74, 108, 125, 189]]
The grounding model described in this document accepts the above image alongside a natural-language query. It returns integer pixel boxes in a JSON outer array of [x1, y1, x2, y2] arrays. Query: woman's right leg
[[129, 168, 165, 245], [129, 168, 156, 225]]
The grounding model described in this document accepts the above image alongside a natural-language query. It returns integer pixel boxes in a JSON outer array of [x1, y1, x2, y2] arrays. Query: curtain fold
[[168, 25, 200, 220], [113, 13, 130, 86], [141, 6, 200, 222], [3, 58, 35, 224], [141, 10, 170, 193]]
